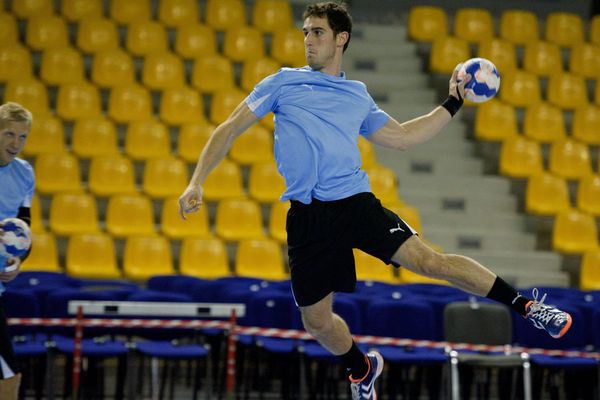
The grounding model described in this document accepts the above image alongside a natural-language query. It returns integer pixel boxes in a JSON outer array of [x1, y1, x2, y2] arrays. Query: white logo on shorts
[[389, 222, 404, 234]]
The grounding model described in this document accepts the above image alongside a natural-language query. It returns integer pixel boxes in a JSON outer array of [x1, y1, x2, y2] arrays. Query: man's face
[[303, 16, 338, 71], [0, 121, 29, 166]]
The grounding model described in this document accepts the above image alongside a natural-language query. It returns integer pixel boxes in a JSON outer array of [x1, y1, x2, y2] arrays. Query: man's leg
[[392, 235, 572, 338], [0, 373, 21, 400]]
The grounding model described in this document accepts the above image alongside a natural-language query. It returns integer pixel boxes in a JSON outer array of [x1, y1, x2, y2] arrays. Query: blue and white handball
[[0, 218, 32, 263], [457, 58, 501, 103]]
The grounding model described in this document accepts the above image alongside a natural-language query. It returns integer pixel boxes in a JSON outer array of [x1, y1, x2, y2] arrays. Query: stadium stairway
[[344, 24, 569, 288]]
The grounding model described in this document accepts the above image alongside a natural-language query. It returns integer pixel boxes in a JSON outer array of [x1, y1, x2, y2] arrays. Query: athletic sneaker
[[349, 351, 384, 400], [525, 288, 572, 338]]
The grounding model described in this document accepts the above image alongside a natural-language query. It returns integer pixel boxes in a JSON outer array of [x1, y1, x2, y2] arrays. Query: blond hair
[[0, 102, 33, 129]]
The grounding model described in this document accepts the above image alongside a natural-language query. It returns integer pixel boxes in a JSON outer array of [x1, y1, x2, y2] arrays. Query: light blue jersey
[[245, 67, 390, 204], [0, 158, 34, 287]]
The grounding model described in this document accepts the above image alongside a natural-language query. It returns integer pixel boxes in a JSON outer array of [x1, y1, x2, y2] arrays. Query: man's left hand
[[0, 257, 21, 282]]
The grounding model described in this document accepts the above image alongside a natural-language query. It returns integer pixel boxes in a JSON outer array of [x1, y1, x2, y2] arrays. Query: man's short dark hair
[[303, 2, 352, 52]]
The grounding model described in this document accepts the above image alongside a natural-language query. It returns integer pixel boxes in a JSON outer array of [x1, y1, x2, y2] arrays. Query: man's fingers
[[178, 197, 201, 220]]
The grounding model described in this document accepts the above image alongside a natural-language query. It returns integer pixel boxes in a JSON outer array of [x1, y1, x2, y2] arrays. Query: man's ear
[[336, 31, 349, 48]]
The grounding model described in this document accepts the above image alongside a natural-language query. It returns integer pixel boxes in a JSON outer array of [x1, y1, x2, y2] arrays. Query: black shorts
[[287, 192, 416, 307], [0, 306, 18, 378]]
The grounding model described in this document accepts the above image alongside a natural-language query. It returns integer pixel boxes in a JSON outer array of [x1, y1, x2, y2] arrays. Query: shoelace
[[527, 288, 566, 328]]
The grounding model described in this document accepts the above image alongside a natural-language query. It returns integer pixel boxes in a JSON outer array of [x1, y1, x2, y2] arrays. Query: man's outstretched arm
[[367, 64, 469, 151], [179, 102, 259, 218]]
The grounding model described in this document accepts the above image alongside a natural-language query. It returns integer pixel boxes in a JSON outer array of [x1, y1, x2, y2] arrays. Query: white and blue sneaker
[[525, 288, 572, 339], [349, 351, 384, 400]]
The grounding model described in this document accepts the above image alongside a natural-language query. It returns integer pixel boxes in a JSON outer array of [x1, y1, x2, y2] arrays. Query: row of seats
[[409, 6, 600, 48], [476, 99, 600, 146], [22, 229, 437, 285], [4, 0, 293, 32]]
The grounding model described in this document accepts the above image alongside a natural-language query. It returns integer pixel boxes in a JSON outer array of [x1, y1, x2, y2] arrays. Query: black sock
[[339, 341, 368, 380], [486, 276, 531, 316]]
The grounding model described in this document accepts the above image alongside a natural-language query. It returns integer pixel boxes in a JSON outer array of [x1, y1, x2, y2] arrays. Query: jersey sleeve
[[20, 163, 35, 208], [359, 95, 390, 137], [244, 70, 284, 118]]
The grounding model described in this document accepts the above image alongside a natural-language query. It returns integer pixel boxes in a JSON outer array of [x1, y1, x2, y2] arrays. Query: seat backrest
[[88, 155, 136, 196], [499, 69, 541, 108], [500, 9, 539, 45], [142, 157, 188, 199], [499, 136, 543, 179], [454, 8, 494, 44], [180, 238, 230, 279], [252, 0, 293, 33], [72, 117, 119, 158], [124, 119, 171, 160], [407, 6, 448, 42], [545, 12, 584, 48], [367, 299, 436, 340], [235, 238, 286, 281], [66, 233, 119, 279], [175, 24, 216, 60], [429, 36, 470, 74], [444, 301, 512, 345], [548, 139, 592, 180], [523, 102, 566, 143], [158, 0, 199, 27], [20, 114, 64, 156], [4, 79, 50, 117], [205, 0, 246, 31], [62, 0, 103, 22], [20, 232, 60, 272], [110, 0, 151, 25], [577, 174, 600, 216], [572, 104, 600, 145], [91, 49, 135, 88], [474, 99, 518, 141]]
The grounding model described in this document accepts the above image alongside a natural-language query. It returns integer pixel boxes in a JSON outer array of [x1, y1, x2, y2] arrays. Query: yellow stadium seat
[[0, 45, 32, 82], [71, 117, 119, 158], [474, 99, 518, 141], [525, 172, 570, 216], [124, 120, 171, 161], [49, 193, 99, 235], [177, 122, 215, 163], [223, 26, 265, 62], [545, 12, 584, 48], [35, 153, 82, 194], [354, 249, 397, 284], [191, 55, 235, 93], [21, 115, 65, 156], [142, 157, 188, 198], [106, 194, 155, 237], [160, 86, 206, 126], [553, 209, 598, 254], [230, 124, 273, 165], [477, 39, 517, 74], [13, 0, 54, 19], [429, 36, 470, 74], [407, 6, 448, 42], [236, 239, 286, 280], [4, 79, 50, 117], [203, 159, 244, 201], [252, 0, 293, 34], [569, 43, 600, 79], [523, 102, 566, 143], [209, 89, 247, 124], [123, 236, 174, 281], [0, 13, 18, 45], [30, 193, 44, 233], [66, 233, 121, 279], [241, 57, 281, 92], [271, 28, 306, 67], [205, 0, 246, 31], [158, 0, 199, 27], [523, 41, 563, 77], [597, 82, 600, 107], [88, 155, 137, 196], [577, 175, 600, 216], [591, 15, 600, 45], [141, 52, 185, 90], [61, 0, 103, 22], [108, 84, 153, 123], [248, 162, 285, 203], [365, 165, 401, 206], [572, 104, 600, 146], [56, 82, 102, 121], [548, 139, 592, 180], [269, 201, 289, 243], [40, 47, 85, 85], [91, 49, 135, 88], [548, 72, 588, 110], [125, 21, 168, 56], [499, 70, 541, 108], [580, 250, 600, 290], [21, 232, 60, 272], [388, 204, 423, 234], [110, 0, 151, 25], [454, 8, 494, 44], [260, 114, 275, 131], [499, 136, 543, 179], [500, 10, 539, 45], [161, 196, 211, 239], [26, 15, 69, 51], [175, 24, 217, 60], [76, 18, 119, 54], [358, 136, 378, 168], [215, 198, 264, 241], [180, 237, 230, 279]]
